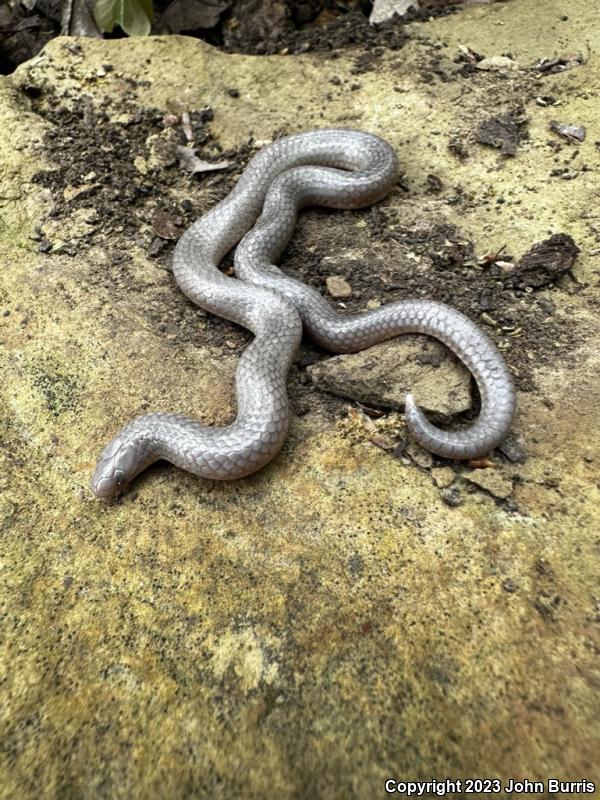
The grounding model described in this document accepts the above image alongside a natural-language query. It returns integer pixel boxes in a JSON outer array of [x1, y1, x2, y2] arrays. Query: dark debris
[[504, 234, 580, 291], [533, 53, 583, 75], [476, 109, 529, 156], [549, 121, 586, 145]]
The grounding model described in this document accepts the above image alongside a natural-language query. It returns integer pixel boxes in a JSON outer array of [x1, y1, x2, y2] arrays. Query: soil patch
[[27, 81, 582, 420], [283, 209, 580, 396]]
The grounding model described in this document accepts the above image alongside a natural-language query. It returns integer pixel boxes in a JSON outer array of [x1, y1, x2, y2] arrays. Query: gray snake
[[91, 129, 516, 498]]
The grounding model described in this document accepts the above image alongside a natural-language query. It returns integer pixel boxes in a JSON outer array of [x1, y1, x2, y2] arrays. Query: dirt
[[229, 9, 410, 58], [282, 209, 580, 396], [1, 0, 459, 74], [204, 0, 459, 56], [29, 97, 251, 333], [0, 0, 60, 73], [25, 89, 346, 421]]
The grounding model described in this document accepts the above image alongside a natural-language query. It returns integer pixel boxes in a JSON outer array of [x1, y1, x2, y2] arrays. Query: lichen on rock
[[1, 0, 600, 795]]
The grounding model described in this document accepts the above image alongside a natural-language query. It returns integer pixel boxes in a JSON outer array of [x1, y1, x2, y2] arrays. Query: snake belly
[[91, 129, 516, 497]]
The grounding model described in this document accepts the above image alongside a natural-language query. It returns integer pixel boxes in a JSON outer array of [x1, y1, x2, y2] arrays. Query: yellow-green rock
[[1, 1, 599, 797]]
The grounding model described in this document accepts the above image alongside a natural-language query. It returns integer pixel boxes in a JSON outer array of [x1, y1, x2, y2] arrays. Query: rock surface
[[430, 465, 455, 488], [1, 0, 600, 797], [462, 468, 514, 500], [308, 338, 471, 416], [325, 274, 352, 299]]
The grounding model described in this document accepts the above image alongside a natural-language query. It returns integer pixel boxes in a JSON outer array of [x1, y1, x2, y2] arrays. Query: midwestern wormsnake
[[91, 129, 516, 497]]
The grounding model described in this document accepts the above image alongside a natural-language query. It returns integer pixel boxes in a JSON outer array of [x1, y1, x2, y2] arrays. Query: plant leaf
[[94, 0, 154, 37], [177, 146, 231, 174]]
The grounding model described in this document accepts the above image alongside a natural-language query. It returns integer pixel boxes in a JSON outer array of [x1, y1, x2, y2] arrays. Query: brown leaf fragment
[[369, 433, 395, 451], [358, 403, 386, 419], [348, 406, 376, 430], [478, 244, 507, 265], [151, 210, 184, 240], [468, 458, 495, 469], [505, 233, 580, 290]]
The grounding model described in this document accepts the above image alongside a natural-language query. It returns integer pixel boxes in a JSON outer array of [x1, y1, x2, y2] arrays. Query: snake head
[[91, 436, 139, 498]]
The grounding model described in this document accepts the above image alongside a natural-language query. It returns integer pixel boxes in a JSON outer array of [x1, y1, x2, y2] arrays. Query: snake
[[91, 129, 516, 498]]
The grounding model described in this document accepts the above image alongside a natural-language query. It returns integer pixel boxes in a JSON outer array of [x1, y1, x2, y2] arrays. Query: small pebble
[[440, 486, 462, 507], [497, 433, 525, 464], [431, 467, 455, 488], [480, 312, 497, 327], [502, 578, 518, 593], [476, 56, 518, 71], [406, 441, 434, 469], [537, 298, 555, 315], [326, 275, 352, 299], [462, 470, 513, 499]]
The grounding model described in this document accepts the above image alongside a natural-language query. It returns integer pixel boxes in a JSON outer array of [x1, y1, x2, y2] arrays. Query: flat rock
[[431, 466, 455, 488], [326, 275, 352, 299], [406, 440, 434, 469], [462, 469, 514, 499], [308, 337, 471, 418], [2, 0, 600, 793], [476, 56, 518, 71]]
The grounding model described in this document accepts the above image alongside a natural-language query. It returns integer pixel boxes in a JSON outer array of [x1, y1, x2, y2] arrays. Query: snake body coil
[[91, 129, 516, 497]]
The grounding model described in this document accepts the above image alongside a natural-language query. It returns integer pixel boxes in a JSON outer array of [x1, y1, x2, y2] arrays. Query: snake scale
[[91, 129, 516, 497]]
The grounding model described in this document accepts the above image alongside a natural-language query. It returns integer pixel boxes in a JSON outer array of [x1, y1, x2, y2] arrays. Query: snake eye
[[114, 470, 126, 487]]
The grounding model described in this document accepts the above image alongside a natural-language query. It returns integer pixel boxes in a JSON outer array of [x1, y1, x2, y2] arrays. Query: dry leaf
[[177, 146, 232, 174]]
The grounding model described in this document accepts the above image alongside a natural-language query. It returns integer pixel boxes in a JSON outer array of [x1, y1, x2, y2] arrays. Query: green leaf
[[94, 0, 154, 37]]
